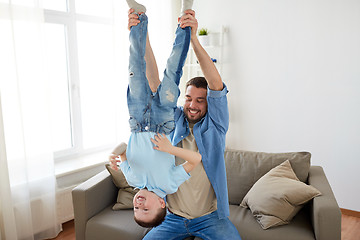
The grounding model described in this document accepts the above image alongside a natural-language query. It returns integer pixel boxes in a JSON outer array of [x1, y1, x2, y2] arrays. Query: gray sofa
[[72, 149, 341, 240]]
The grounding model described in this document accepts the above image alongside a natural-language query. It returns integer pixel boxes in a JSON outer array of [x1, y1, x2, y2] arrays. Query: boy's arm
[[151, 133, 202, 173], [179, 10, 223, 91]]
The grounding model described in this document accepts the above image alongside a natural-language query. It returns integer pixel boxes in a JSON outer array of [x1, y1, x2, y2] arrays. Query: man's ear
[[159, 198, 166, 208]]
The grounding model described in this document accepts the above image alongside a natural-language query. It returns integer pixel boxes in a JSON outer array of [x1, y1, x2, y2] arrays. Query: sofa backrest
[[224, 149, 311, 205]]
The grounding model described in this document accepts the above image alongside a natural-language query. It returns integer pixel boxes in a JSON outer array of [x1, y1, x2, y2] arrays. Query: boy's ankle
[[127, 0, 146, 14], [180, 0, 194, 17]]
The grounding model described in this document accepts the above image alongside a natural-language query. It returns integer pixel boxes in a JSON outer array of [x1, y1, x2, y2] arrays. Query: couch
[[72, 149, 341, 240]]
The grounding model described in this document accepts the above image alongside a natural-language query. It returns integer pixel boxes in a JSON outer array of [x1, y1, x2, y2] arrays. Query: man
[[128, 9, 241, 240]]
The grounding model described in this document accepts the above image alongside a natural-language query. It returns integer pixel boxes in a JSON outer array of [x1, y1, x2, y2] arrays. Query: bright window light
[[43, 23, 73, 152], [43, 0, 67, 12], [77, 21, 118, 149], [7, 0, 32, 6], [75, 0, 113, 17]]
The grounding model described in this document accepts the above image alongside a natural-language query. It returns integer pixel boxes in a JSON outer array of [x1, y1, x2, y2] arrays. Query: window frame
[[44, 0, 116, 161]]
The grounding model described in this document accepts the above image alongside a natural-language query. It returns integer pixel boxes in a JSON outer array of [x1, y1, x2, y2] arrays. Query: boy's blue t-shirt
[[120, 132, 190, 198]]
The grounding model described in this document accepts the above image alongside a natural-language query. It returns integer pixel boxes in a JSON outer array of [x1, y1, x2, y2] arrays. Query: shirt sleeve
[[119, 161, 131, 176], [206, 83, 229, 134], [168, 165, 190, 194], [119, 161, 138, 188], [207, 83, 228, 99]]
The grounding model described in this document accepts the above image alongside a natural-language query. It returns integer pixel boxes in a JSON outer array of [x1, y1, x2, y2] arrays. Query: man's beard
[[185, 111, 203, 124]]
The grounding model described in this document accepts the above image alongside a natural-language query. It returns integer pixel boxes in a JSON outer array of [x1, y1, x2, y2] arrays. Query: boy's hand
[[109, 154, 120, 170], [151, 133, 173, 153], [128, 8, 140, 30]]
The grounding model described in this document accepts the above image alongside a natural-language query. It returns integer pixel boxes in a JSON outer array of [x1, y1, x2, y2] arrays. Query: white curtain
[[0, 1, 179, 239], [0, 1, 61, 240]]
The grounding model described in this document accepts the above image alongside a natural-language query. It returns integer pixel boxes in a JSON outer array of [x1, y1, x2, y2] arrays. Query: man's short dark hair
[[186, 77, 208, 90], [134, 207, 166, 228]]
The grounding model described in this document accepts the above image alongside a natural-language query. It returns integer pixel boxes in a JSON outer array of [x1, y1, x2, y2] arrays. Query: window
[[43, 23, 72, 152], [43, 0, 129, 160], [43, 0, 67, 12], [1, 0, 174, 163]]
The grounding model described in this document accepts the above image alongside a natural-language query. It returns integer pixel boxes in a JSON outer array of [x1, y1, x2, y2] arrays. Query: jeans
[[143, 210, 241, 240], [127, 14, 191, 134]]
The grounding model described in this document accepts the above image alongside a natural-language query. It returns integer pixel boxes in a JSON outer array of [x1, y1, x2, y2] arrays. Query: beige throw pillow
[[240, 160, 321, 229], [225, 150, 311, 205], [105, 164, 138, 210]]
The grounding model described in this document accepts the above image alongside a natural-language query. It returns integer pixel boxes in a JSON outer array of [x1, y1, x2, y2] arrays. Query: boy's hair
[[186, 77, 208, 90], [134, 207, 167, 228]]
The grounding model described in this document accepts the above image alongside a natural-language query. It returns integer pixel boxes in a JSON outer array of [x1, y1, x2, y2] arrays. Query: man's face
[[183, 85, 208, 124]]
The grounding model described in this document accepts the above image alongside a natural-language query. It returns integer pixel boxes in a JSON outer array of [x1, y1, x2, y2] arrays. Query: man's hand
[[128, 8, 140, 30], [151, 133, 173, 154], [179, 10, 198, 39]]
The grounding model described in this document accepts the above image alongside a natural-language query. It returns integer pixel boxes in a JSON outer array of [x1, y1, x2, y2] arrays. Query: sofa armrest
[[72, 170, 118, 240], [308, 166, 341, 240]]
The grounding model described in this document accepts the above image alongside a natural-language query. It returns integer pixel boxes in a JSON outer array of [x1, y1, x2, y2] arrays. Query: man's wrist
[[190, 35, 200, 46]]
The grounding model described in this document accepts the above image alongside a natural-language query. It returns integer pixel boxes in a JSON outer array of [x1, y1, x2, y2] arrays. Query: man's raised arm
[[179, 10, 223, 91]]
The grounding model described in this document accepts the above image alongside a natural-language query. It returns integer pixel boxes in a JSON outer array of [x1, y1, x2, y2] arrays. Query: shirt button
[[181, 136, 183, 138], [145, 126, 149, 131]]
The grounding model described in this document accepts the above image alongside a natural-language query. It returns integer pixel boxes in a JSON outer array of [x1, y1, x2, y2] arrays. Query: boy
[[109, 0, 198, 228]]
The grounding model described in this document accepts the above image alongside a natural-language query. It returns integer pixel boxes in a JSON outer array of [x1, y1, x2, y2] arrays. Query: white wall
[[146, 0, 179, 80], [193, 0, 360, 211]]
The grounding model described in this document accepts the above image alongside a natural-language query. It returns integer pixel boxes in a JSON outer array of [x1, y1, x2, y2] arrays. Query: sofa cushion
[[105, 164, 138, 210], [225, 149, 311, 205], [86, 206, 149, 240], [229, 204, 315, 240], [240, 160, 321, 229]]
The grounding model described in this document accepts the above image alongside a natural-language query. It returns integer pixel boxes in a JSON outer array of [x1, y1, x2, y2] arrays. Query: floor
[[49, 221, 75, 240], [341, 213, 360, 240]]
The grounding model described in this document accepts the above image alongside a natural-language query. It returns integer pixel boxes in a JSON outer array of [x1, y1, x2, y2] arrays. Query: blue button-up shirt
[[170, 84, 230, 219]]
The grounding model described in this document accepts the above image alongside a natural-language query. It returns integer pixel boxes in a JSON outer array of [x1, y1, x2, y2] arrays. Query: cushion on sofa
[[225, 149, 311, 205], [240, 160, 321, 229], [229, 204, 316, 240], [86, 206, 149, 240], [105, 164, 138, 210]]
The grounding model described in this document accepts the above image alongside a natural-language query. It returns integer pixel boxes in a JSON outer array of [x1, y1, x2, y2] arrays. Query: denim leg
[[188, 211, 242, 240], [144, 211, 241, 240], [143, 213, 191, 240], [159, 25, 191, 103], [127, 14, 152, 132], [150, 26, 191, 134]]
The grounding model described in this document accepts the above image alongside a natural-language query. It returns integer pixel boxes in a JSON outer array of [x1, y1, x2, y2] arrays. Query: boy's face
[[133, 189, 165, 223], [183, 86, 208, 124]]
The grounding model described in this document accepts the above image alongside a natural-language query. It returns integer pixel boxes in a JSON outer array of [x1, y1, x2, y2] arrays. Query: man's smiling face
[[183, 85, 208, 124]]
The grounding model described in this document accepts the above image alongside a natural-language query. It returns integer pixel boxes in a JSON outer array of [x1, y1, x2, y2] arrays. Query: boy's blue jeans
[[143, 210, 241, 240], [127, 14, 190, 134]]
